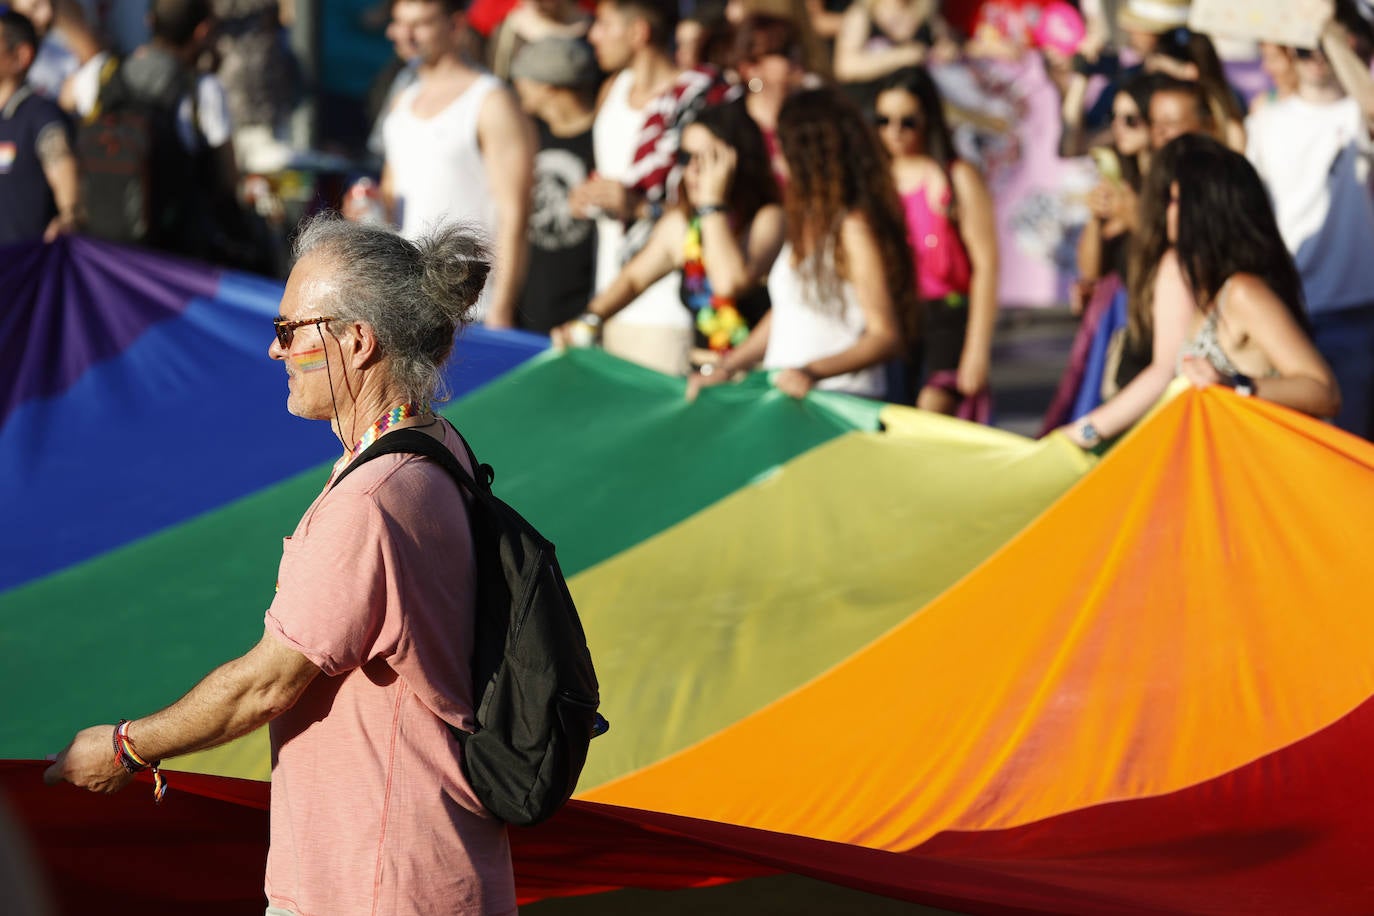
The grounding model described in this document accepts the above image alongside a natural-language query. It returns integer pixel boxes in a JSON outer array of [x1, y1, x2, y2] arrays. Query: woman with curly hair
[[876, 66, 998, 417], [688, 86, 915, 400]]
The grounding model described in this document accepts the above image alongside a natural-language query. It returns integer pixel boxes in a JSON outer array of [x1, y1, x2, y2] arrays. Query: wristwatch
[[1077, 419, 1102, 446], [567, 312, 603, 348], [1226, 372, 1256, 397]]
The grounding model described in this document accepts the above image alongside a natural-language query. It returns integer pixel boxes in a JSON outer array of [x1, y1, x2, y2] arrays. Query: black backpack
[[77, 50, 208, 255], [332, 424, 606, 826]]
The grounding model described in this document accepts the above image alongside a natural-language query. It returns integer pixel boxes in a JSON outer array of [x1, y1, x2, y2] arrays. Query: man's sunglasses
[[273, 316, 334, 348], [876, 115, 922, 130]]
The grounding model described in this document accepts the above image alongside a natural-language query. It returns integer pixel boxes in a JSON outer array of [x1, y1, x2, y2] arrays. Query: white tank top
[[590, 69, 686, 328], [763, 245, 885, 397], [384, 73, 501, 243]]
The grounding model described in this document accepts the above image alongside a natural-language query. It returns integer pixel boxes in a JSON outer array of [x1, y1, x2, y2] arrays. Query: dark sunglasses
[[875, 115, 922, 130], [1293, 47, 1322, 61], [273, 315, 334, 348], [1113, 112, 1143, 129], [676, 147, 703, 169]]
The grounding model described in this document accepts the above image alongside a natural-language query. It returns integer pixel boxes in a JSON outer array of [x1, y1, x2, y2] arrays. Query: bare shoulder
[[949, 159, 991, 205], [839, 210, 884, 267], [949, 158, 984, 188], [1220, 272, 1285, 319], [751, 203, 786, 231], [477, 82, 534, 157], [839, 209, 876, 240], [478, 79, 524, 124], [1157, 246, 1182, 276]]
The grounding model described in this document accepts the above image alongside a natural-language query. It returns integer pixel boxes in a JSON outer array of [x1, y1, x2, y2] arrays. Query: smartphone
[[1089, 146, 1122, 185]]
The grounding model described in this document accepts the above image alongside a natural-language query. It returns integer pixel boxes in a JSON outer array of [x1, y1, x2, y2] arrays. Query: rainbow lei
[[683, 217, 750, 353], [351, 403, 423, 458]]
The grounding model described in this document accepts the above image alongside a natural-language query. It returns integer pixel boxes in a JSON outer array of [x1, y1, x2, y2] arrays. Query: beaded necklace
[[683, 216, 749, 353], [350, 402, 424, 458]]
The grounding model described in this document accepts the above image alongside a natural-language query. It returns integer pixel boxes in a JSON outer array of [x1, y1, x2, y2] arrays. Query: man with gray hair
[[510, 36, 599, 332], [45, 216, 518, 916]]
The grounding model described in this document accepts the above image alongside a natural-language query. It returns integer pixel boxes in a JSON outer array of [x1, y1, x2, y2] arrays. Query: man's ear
[[629, 14, 651, 49], [349, 320, 384, 370]]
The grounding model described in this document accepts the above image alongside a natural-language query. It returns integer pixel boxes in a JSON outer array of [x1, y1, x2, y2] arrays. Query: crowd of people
[[3, 0, 1373, 436]]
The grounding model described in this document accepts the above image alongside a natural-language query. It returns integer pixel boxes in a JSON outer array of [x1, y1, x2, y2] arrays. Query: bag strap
[[329, 422, 492, 495]]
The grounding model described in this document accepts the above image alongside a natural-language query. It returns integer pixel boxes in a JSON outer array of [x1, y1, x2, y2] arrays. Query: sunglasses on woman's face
[[1113, 111, 1143, 129], [875, 115, 922, 130]]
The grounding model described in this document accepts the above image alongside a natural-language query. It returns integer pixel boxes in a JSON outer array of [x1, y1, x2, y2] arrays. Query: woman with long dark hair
[[554, 99, 784, 369], [1171, 139, 1339, 416], [1061, 135, 1338, 448], [688, 86, 914, 399], [875, 66, 998, 416]]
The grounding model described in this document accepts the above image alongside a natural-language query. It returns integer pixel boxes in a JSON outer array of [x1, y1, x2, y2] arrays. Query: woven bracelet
[[113, 719, 168, 803]]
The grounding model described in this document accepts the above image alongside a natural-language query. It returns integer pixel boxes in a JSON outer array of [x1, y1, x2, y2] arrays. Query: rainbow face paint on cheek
[[292, 347, 328, 373]]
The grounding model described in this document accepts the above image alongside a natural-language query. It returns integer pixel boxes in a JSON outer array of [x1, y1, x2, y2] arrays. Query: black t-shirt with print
[[517, 119, 597, 333]]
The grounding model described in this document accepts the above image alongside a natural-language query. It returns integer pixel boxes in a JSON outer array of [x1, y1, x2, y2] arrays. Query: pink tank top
[[902, 184, 972, 301]]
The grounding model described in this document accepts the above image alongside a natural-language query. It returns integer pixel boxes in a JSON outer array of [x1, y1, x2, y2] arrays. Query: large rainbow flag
[[5, 238, 1374, 915]]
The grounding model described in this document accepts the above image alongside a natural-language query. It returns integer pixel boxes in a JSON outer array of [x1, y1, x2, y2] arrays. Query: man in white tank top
[[382, 0, 535, 327]]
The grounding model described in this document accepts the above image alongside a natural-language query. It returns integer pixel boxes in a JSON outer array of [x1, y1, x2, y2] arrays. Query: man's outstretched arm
[[44, 630, 320, 793]]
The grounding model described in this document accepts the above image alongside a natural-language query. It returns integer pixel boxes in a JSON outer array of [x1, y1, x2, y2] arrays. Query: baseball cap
[[509, 37, 599, 88]]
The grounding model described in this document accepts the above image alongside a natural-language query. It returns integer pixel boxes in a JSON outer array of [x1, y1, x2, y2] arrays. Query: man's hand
[[43, 210, 79, 242], [569, 176, 630, 221], [44, 725, 135, 794]]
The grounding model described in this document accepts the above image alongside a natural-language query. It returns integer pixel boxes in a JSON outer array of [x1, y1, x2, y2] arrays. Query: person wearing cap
[[509, 37, 600, 332]]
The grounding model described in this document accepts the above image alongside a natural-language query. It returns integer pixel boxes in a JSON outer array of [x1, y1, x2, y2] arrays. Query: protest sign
[[1189, 0, 1333, 50]]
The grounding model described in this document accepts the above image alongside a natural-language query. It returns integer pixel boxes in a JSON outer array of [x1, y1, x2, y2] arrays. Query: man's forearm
[[1322, 20, 1374, 129], [125, 635, 317, 763], [44, 156, 81, 221], [125, 658, 284, 763]]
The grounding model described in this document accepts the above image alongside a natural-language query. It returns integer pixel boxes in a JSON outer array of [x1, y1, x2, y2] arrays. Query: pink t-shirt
[[263, 423, 516, 916]]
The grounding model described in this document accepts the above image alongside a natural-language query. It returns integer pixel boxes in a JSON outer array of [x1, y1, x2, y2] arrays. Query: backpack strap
[[329, 423, 492, 495]]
